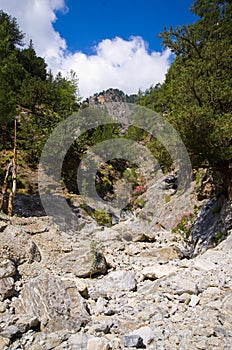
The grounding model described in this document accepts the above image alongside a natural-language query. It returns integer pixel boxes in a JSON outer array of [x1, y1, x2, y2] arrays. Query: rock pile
[[0, 183, 231, 349]]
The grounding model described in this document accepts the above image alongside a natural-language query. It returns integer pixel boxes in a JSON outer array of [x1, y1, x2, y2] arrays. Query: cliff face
[[0, 175, 231, 349], [82, 88, 137, 106]]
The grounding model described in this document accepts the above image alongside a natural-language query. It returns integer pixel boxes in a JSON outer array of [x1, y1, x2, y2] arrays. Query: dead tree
[[0, 162, 13, 213], [0, 119, 17, 216]]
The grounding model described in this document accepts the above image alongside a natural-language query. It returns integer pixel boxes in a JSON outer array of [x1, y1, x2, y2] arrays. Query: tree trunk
[[0, 162, 12, 213]]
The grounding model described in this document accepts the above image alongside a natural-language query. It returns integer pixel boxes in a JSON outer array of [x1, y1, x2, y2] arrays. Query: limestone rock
[[101, 270, 137, 293], [0, 335, 10, 350], [142, 264, 178, 280], [0, 277, 15, 301], [129, 326, 155, 346], [0, 325, 20, 339], [13, 271, 90, 332], [141, 245, 183, 262], [171, 277, 198, 295], [16, 315, 40, 333], [0, 226, 41, 265], [59, 248, 108, 278], [123, 334, 145, 348], [193, 257, 217, 271], [0, 260, 16, 279], [87, 337, 110, 350], [189, 295, 200, 307]]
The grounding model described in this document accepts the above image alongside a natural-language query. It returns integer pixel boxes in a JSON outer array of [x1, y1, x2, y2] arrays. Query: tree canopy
[[138, 0, 232, 193], [0, 10, 79, 164]]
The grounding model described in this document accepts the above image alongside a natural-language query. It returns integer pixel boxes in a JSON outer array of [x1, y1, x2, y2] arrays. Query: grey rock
[[0, 277, 15, 301], [129, 326, 155, 346], [189, 295, 200, 307], [171, 277, 198, 295], [0, 226, 41, 265], [0, 260, 16, 279], [102, 270, 137, 293], [59, 248, 108, 278], [16, 315, 40, 333], [142, 264, 178, 280], [13, 271, 90, 332], [0, 335, 10, 350], [0, 325, 20, 339], [123, 334, 145, 348], [68, 333, 89, 348], [87, 337, 110, 350]]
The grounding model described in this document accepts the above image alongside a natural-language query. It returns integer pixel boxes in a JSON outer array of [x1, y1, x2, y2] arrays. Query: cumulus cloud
[[0, 0, 67, 67], [0, 0, 171, 98], [60, 37, 171, 98]]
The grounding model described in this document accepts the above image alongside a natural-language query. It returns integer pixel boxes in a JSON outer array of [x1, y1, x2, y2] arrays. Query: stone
[[171, 277, 198, 295], [59, 248, 108, 278], [16, 315, 40, 333], [68, 333, 89, 348], [93, 228, 122, 243], [142, 264, 178, 280], [0, 226, 41, 265], [0, 259, 16, 279], [123, 334, 145, 348], [101, 270, 137, 293], [0, 277, 15, 301], [93, 297, 108, 315], [87, 337, 110, 350], [0, 325, 20, 339], [194, 258, 216, 271], [13, 271, 90, 332], [0, 336, 10, 350], [0, 181, 231, 350], [189, 295, 200, 307], [74, 278, 89, 298], [141, 245, 183, 262], [130, 326, 155, 346], [0, 301, 6, 313]]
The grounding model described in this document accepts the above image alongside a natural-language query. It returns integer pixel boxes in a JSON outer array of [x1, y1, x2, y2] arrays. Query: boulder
[[142, 264, 178, 280], [101, 270, 137, 293], [123, 334, 145, 348], [87, 337, 110, 350], [129, 326, 155, 346], [0, 226, 41, 265], [0, 277, 15, 301], [13, 271, 90, 332], [0, 336, 10, 350], [59, 248, 108, 278], [0, 259, 16, 279]]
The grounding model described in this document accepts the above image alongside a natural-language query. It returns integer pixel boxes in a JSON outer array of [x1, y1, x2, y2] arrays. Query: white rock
[[194, 258, 216, 271], [130, 326, 155, 346], [87, 337, 110, 350], [189, 295, 200, 307], [142, 264, 177, 279], [102, 270, 137, 292]]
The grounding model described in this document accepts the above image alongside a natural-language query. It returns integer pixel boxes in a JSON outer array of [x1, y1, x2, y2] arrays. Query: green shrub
[[93, 209, 112, 226]]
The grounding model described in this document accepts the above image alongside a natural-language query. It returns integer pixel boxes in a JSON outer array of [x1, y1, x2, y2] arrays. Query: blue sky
[[54, 0, 198, 54], [0, 0, 198, 98]]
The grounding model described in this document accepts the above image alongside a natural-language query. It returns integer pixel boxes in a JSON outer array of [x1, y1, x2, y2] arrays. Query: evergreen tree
[[139, 0, 232, 195]]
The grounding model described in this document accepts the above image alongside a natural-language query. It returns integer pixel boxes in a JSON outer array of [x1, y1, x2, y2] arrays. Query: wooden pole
[[0, 161, 12, 213], [8, 119, 17, 216]]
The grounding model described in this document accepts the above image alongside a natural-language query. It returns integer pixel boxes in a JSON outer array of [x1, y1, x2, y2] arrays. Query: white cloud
[[0, 0, 171, 98]]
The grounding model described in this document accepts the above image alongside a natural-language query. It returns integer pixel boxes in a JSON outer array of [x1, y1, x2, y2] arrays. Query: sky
[[0, 0, 198, 98]]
